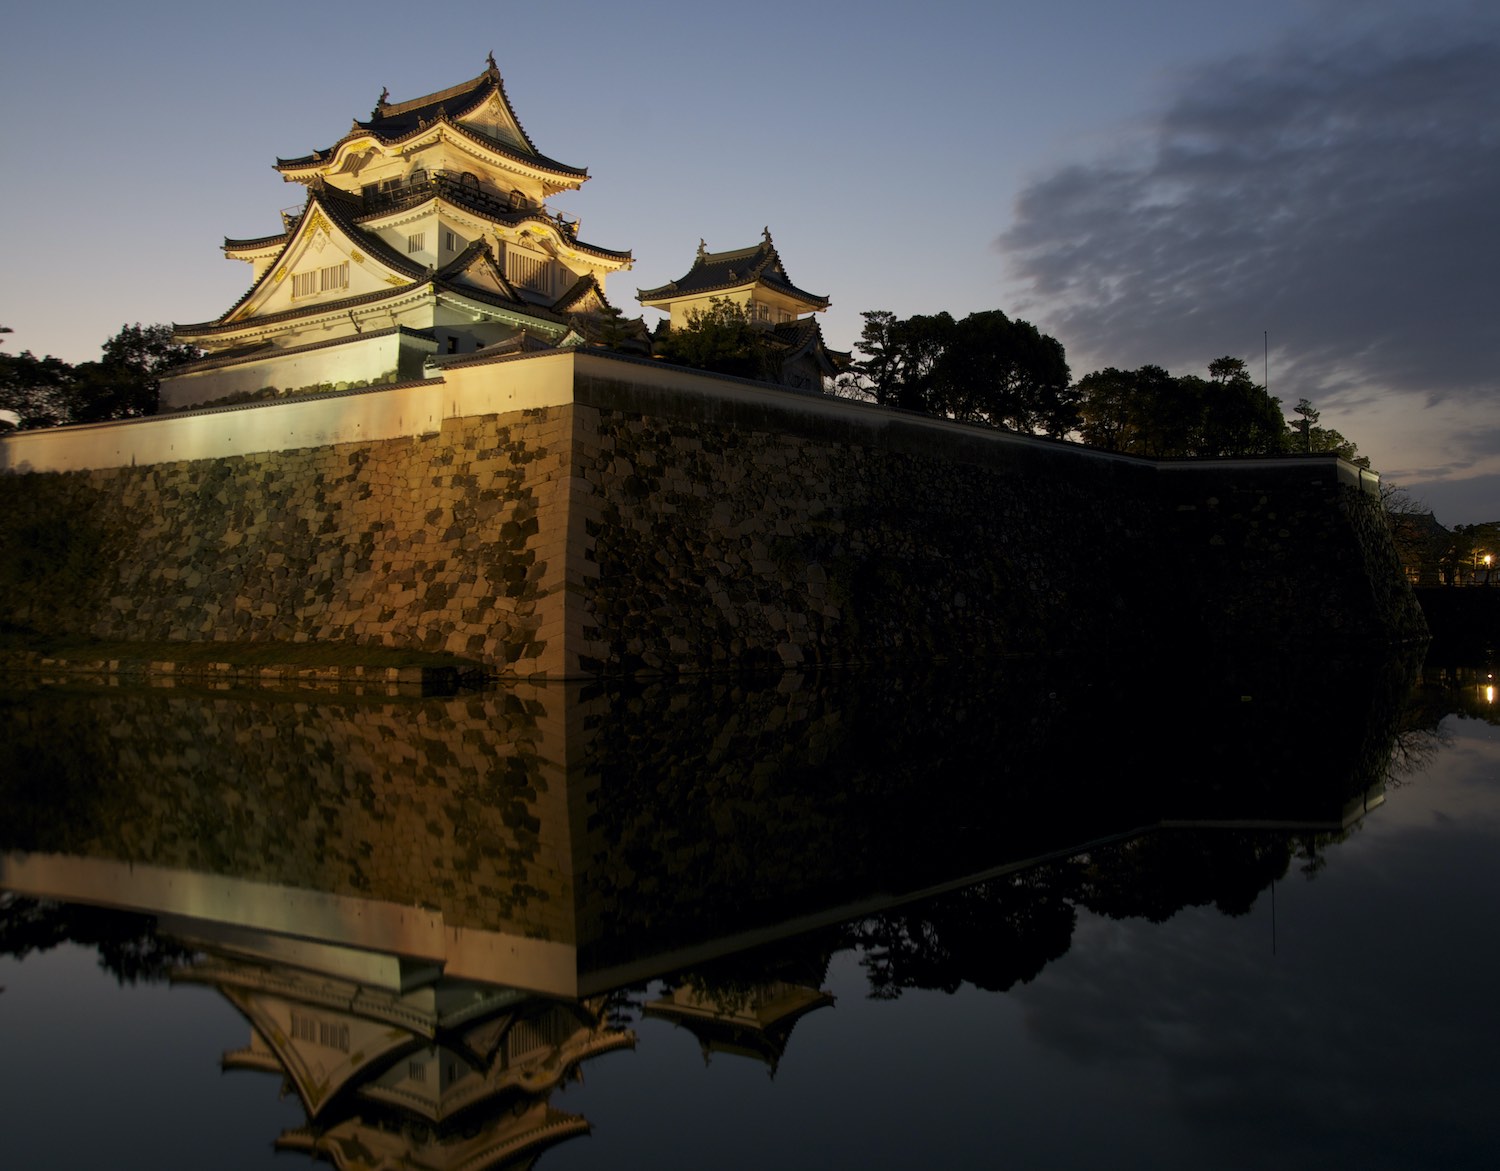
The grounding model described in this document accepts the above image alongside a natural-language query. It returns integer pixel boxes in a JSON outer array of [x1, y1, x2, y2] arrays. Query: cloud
[[999, 17, 1500, 413]]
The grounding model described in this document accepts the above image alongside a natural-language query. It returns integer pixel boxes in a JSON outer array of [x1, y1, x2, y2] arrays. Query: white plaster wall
[[159, 333, 415, 411], [1, 352, 585, 473]]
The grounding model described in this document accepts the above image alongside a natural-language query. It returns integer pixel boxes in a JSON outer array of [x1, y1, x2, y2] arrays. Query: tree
[[653, 297, 777, 381], [929, 310, 1076, 437], [1077, 363, 1196, 456], [846, 308, 1075, 436], [1196, 357, 1286, 457], [1287, 397, 1369, 466], [0, 323, 199, 429], [73, 323, 201, 423], [1075, 359, 1284, 458], [1290, 398, 1320, 453], [1382, 483, 1446, 585], [0, 335, 76, 429]]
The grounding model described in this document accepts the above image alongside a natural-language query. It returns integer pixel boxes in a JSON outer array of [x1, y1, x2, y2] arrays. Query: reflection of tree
[[1077, 831, 1297, 920], [855, 869, 1078, 998], [0, 893, 191, 985], [848, 824, 1380, 998]]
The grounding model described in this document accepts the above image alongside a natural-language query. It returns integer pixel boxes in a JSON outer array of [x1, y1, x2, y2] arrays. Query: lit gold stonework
[[274, 267, 288, 283], [351, 251, 366, 264]]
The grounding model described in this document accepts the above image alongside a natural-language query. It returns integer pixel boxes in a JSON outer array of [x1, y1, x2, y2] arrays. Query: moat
[[1, 650, 1496, 1169]]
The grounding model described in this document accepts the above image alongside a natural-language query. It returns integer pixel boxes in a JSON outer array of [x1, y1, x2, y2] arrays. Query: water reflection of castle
[[180, 935, 635, 1169], [0, 660, 1413, 1163]]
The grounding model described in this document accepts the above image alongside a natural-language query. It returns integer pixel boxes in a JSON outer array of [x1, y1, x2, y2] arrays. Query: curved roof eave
[[275, 115, 588, 184], [203, 189, 429, 326], [637, 274, 829, 309], [355, 200, 631, 266], [224, 232, 289, 253]]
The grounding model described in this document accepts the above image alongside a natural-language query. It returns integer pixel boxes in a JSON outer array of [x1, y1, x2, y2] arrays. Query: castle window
[[444, 230, 457, 253], [507, 251, 549, 293], [446, 336, 459, 354], [289, 1012, 349, 1053], [407, 232, 426, 254], [408, 1060, 427, 1083], [291, 262, 348, 298]]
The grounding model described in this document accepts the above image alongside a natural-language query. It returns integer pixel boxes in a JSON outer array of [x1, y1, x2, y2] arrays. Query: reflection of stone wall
[[0, 688, 575, 942], [1, 650, 1415, 976]]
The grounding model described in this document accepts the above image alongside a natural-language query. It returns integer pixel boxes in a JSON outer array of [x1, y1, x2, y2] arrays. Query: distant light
[[1487, 686, 1495, 706]]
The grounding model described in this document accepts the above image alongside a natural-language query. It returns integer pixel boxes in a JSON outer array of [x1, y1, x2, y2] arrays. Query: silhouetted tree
[[653, 297, 777, 381], [0, 323, 199, 428], [1075, 358, 1286, 457], [847, 308, 1075, 435]]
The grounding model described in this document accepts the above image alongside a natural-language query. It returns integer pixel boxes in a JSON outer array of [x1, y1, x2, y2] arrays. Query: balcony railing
[[359, 170, 578, 237]]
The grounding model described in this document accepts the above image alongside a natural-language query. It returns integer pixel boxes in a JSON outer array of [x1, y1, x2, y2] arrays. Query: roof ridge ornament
[[696, 238, 707, 260], [486, 51, 498, 73], [371, 87, 389, 120]]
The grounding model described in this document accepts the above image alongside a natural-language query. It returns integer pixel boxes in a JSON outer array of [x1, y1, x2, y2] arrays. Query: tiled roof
[[192, 187, 428, 329], [275, 60, 587, 181], [637, 229, 829, 309], [354, 186, 631, 265], [223, 231, 289, 252], [767, 316, 849, 376], [551, 272, 612, 314]]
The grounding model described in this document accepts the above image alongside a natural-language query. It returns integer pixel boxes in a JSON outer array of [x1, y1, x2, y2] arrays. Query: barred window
[[292, 262, 348, 298], [507, 251, 549, 293], [289, 1012, 349, 1052], [407, 232, 426, 254]]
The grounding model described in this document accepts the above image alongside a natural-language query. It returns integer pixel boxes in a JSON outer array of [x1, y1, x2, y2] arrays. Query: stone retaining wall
[[0, 353, 1424, 675]]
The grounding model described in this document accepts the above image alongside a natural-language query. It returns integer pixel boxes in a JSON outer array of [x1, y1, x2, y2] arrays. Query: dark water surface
[[1, 654, 1496, 1170]]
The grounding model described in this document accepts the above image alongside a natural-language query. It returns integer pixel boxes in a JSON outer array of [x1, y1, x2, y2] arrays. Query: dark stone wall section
[[0, 377, 1423, 674]]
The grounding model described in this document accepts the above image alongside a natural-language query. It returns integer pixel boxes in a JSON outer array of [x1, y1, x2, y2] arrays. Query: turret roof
[[275, 57, 588, 182], [637, 229, 830, 310]]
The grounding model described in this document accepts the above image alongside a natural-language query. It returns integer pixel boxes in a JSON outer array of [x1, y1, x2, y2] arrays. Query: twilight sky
[[2, 0, 1494, 522]]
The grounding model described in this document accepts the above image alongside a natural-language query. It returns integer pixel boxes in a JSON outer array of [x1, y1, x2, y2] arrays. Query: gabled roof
[[185, 187, 426, 332], [179, 186, 579, 340], [275, 58, 587, 183], [434, 238, 524, 301], [768, 314, 852, 379], [768, 316, 849, 377], [637, 228, 829, 310], [552, 272, 611, 315]]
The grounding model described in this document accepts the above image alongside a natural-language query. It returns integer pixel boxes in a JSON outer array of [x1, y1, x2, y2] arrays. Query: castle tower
[[162, 57, 632, 410], [637, 229, 845, 390]]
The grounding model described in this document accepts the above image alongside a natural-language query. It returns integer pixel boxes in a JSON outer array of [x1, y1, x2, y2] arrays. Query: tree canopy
[[1077, 357, 1288, 458], [652, 298, 779, 382], [0, 323, 200, 431], [844, 309, 1077, 438]]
